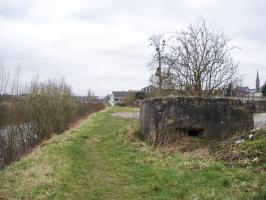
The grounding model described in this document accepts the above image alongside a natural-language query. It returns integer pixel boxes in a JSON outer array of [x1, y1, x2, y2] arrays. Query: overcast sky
[[0, 0, 265, 96]]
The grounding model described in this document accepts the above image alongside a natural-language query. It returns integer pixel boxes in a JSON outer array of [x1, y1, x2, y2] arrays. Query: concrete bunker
[[140, 97, 254, 146]]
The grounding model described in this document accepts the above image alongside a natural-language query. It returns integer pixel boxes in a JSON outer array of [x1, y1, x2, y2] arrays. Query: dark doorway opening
[[188, 129, 204, 137]]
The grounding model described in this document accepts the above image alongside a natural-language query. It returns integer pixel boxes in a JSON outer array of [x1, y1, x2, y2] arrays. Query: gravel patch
[[112, 112, 139, 120]]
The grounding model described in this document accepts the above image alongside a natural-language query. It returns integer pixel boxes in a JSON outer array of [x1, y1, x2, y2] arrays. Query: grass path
[[0, 107, 265, 200]]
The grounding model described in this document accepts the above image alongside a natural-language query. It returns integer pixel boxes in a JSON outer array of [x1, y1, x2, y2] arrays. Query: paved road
[[254, 113, 266, 128]]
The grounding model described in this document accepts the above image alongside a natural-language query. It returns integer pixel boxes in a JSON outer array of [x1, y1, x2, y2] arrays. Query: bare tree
[[10, 66, 21, 96], [0, 63, 9, 96], [148, 34, 174, 91], [169, 19, 238, 97]]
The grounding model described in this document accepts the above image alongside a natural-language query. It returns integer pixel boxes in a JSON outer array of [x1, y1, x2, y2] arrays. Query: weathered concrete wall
[[232, 97, 266, 113], [140, 97, 254, 146]]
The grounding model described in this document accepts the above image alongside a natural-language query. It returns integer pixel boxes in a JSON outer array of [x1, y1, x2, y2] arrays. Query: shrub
[[122, 92, 136, 107], [135, 92, 146, 100]]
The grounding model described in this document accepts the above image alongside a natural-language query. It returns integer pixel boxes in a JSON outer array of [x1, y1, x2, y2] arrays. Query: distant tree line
[[149, 18, 239, 97]]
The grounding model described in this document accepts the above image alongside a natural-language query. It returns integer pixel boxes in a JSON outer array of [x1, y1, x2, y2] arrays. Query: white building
[[141, 85, 156, 93], [110, 91, 128, 106]]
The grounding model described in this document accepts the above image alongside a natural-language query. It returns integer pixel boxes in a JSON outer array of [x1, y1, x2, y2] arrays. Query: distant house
[[239, 87, 250, 94], [231, 86, 263, 98], [110, 91, 128, 106], [245, 88, 262, 97], [233, 86, 252, 96], [141, 85, 156, 93], [249, 88, 257, 94], [253, 92, 262, 97]]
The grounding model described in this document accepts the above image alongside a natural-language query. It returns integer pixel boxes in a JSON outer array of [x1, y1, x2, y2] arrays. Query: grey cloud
[[0, 0, 265, 95], [0, 1, 32, 19]]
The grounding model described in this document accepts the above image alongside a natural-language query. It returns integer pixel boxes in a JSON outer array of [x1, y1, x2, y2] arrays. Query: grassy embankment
[[0, 106, 265, 200]]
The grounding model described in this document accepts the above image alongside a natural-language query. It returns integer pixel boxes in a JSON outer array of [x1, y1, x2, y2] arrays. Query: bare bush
[[0, 76, 104, 169]]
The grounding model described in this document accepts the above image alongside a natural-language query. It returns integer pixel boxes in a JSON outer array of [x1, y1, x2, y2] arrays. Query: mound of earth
[[214, 128, 266, 171]]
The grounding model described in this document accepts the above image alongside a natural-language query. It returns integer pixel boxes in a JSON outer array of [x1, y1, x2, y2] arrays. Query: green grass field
[[0, 107, 265, 200]]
